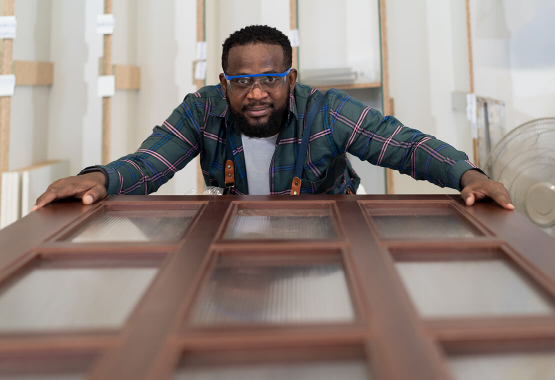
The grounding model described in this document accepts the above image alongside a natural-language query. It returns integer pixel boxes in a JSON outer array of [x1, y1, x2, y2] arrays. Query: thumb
[[81, 185, 106, 205], [461, 188, 475, 206]]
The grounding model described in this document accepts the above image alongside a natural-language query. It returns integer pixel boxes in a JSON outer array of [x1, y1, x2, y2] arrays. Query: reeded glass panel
[[369, 209, 477, 239], [0, 263, 158, 331], [396, 258, 554, 317], [67, 209, 198, 242], [175, 359, 371, 380], [225, 208, 336, 240], [449, 351, 555, 380], [193, 262, 354, 324]]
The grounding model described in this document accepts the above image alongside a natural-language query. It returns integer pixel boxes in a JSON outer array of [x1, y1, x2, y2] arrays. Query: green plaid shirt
[[100, 83, 478, 195]]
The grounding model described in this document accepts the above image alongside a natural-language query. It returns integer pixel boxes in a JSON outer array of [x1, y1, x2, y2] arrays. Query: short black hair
[[221, 25, 292, 73]]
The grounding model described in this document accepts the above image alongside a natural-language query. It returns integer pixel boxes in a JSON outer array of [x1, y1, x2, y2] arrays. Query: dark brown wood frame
[[0, 194, 554, 380]]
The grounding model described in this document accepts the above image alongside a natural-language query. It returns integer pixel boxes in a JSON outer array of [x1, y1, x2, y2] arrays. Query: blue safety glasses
[[224, 68, 292, 94]]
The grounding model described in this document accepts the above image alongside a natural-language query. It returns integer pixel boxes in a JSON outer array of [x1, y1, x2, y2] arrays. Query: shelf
[[311, 82, 382, 92]]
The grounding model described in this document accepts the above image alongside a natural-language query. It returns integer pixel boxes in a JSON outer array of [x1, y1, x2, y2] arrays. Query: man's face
[[219, 43, 297, 138]]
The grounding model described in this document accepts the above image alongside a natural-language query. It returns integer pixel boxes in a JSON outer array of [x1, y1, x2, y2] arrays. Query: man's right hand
[[31, 172, 107, 212]]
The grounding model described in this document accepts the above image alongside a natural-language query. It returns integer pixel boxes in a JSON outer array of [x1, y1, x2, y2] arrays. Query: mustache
[[242, 102, 274, 111]]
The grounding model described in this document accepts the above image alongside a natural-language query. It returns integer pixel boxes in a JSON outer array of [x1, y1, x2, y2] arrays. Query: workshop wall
[[7, 0, 199, 195], [3, 0, 553, 199], [388, 0, 471, 195], [471, 0, 555, 132], [9, 0, 52, 171]]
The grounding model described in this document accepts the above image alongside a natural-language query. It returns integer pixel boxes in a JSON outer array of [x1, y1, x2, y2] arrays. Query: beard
[[227, 96, 289, 138]]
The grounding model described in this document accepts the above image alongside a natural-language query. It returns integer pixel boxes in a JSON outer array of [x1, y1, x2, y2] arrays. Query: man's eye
[[237, 78, 251, 85], [264, 76, 278, 83]]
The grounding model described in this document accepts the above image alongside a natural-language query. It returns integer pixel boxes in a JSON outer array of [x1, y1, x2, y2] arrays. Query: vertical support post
[[0, 0, 15, 209], [102, 0, 113, 165], [379, 0, 395, 194], [466, 0, 479, 165], [195, 0, 205, 193], [290, 0, 298, 71]]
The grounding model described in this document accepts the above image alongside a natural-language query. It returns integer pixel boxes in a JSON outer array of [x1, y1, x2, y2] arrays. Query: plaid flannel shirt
[[98, 83, 478, 195]]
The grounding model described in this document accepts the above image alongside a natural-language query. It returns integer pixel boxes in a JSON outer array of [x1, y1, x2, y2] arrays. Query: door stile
[[336, 200, 452, 380]]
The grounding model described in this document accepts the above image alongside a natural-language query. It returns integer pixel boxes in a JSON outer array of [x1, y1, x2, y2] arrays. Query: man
[[33, 25, 513, 210]]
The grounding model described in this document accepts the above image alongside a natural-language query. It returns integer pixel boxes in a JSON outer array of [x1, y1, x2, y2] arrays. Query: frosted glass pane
[[449, 352, 555, 380], [0, 266, 158, 331], [225, 209, 336, 240], [193, 264, 354, 324], [68, 209, 197, 242], [371, 212, 476, 239], [396, 259, 554, 317], [175, 359, 370, 380]]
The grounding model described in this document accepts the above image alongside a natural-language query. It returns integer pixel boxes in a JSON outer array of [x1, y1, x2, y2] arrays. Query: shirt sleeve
[[328, 92, 481, 190], [97, 94, 203, 195]]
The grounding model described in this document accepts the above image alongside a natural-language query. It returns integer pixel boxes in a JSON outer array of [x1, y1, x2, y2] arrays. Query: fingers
[[490, 189, 515, 210], [461, 179, 515, 210], [33, 183, 66, 210], [82, 185, 107, 205], [32, 174, 106, 211]]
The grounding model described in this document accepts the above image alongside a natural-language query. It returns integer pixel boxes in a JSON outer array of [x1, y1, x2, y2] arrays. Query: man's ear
[[219, 73, 227, 94], [288, 68, 298, 92]]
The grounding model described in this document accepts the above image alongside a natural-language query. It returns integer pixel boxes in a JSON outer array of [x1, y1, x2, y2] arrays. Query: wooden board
[[0, 194, 554, 379], [101, 0, 113, 166], [465, 0, 479, 166], [290, 0, 298, 71], [0, 0, 15, 213], [13, 61, 54, 86], [114, 64, 140, 90], [315, 82, 381, 92]]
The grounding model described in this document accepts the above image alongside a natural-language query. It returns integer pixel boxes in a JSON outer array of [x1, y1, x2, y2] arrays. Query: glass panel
[[0, 263, 158, 331], [448, 351, 555, 380], [67, 209, 198, 242], [175, 359, 371, 380], [225, 208, 336, 240], [396, 258, 554, 317], [370, 209, 477, 239], [193, 262, 354, 324]]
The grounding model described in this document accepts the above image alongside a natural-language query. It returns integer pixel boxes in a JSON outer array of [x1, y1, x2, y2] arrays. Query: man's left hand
[[460, 170, 515, 210]]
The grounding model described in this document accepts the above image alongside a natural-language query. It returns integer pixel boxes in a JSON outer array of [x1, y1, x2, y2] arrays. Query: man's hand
[[460, 170, 514, 210], [31, 172, 107, 212]]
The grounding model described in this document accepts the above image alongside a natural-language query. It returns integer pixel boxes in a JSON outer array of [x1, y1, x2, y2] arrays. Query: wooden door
[[0, 195, 554, 379]]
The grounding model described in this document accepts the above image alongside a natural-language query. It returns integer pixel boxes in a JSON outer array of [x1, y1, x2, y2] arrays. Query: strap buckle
[[290, 177, 301, 195], [224, 159, 235, 195], [224, 183, 235, 195]]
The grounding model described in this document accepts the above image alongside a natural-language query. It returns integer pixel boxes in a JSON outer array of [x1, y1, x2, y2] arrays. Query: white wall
[[9, 0, 52, 171], [9, 0, 199, 194], [388, 0, 555, 195], [111, 0, 138, 162], [6, 0, 553, 198], [298, 0, 380, 83], [48, 0, 88, 175], [471, 0, 555, 131], [205, 0, 290, 82], [387, 0, 471, 195]]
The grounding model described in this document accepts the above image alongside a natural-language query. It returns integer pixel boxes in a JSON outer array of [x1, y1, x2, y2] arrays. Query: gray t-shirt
[[242, 134, 279, 195]]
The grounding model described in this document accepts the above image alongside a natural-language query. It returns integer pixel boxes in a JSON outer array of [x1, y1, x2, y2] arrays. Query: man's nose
[[248, 83, 268, 101]]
